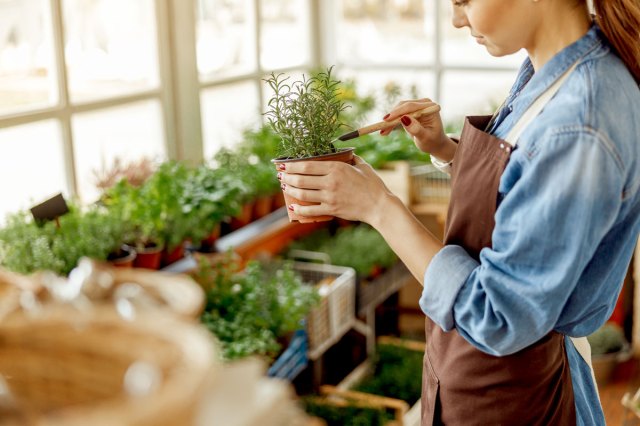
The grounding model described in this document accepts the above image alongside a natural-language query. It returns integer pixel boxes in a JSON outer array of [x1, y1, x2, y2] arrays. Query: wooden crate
[[375, 161, 412, 206]]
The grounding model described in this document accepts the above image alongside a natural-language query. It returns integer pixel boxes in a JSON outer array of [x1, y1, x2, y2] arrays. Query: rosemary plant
[[264, 67, 347, 159]]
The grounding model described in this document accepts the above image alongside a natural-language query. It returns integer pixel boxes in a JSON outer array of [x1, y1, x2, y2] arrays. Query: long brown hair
[[593, 0, 640, 83]]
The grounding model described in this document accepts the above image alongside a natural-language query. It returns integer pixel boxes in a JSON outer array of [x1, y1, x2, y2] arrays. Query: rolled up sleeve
[[420, 245, 478, 331]]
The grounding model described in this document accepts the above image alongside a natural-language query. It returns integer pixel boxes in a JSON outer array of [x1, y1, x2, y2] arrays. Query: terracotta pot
[[272, 148, 355, 223], [230, 202, 254, 230], [161, 242, 185, 267], [252, 195, 273, 220], [133, 243, 163, 270], [107, 245, 136, 268], [199, 223, 221, 252]]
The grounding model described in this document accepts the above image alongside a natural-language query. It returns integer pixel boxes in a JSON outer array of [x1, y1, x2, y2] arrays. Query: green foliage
[[0, 205, 127, 276], [213, 147, 280, 201], [302, 397, 393, 426], [181, 163, 247, 242], [353, 343, 424, 405], [287, 224, 397, 277], [264, 67, 347, 159], [195, 257, 320, 361], [335, 131, 430, 169], [103, 161, 201, 251], [587, 323, 627, 356]]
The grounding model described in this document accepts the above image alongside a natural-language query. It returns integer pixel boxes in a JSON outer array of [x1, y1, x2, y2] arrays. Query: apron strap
[[569, 336, 601, 402], [504, 62, 580, 146], [502, 60, 600, 393]]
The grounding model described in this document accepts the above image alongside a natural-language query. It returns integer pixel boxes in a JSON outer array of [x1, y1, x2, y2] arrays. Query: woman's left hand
[[277, 155, 392, 223]]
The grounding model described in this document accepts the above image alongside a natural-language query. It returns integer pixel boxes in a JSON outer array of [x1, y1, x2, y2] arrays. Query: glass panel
[[0, 120, 68, 221], [260, 0, 311, 70], [197, 0, 256, 81], [440, 1, 526, 67], [72, 100, 166, 203], [0, 0, 58, 115], [336, 0, 434, 66], [201, 81, 260, 160], [337, 68, 436, 126], [62, 0, 160, 103], [440, 70, 517, 132]]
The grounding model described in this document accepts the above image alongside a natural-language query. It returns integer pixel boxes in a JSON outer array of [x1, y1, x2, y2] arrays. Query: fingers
[[383, 98, 435, 122], [277, 159, 344, 176], [399, 114, 429, 142]]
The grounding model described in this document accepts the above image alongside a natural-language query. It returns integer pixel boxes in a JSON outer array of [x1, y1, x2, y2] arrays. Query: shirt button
[[499, 143, 505, 149]]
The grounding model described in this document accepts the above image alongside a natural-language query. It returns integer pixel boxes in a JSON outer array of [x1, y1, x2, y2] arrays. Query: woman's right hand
[[381, 98, 456, 162]]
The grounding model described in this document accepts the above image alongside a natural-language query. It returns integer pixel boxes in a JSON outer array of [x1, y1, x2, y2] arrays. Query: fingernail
[[277, 163, 286, 171], [383, 113, 390, 120], [287, 205, 295, 211], [277, 172, 283, 180], [400, 115, 411, 126], [379, 130, 385, 135], [280, 183, 286, 191]]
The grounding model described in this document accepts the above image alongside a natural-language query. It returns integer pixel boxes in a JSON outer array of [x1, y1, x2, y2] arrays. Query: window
[[0, 0, 166, 220], [195, 0, 314, 159], [1, 0, 527, 219]]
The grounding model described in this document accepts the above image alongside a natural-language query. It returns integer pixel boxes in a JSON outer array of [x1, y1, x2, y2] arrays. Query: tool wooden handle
[[357, 104, 441, 136]]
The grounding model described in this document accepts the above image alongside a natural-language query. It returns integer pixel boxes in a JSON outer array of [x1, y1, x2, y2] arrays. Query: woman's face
[[451, 0, 542, 57]]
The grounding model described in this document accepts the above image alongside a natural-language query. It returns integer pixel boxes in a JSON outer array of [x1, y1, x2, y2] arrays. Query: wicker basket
[[410, 164, 451, 204], [0, 260, 205, 321], [0, 305, 216, 426], [293, 262, 356, 360]]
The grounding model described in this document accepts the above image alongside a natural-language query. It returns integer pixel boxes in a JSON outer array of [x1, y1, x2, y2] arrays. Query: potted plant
[[264, 66, 354, 223], [182, 163, 246, 252], [193, 255, 319, 361], [587, 322, 632, 385], [0, 205, 130, 276]]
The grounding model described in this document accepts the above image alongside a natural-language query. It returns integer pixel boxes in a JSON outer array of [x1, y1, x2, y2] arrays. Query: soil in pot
[[107, 245, 137, 268]]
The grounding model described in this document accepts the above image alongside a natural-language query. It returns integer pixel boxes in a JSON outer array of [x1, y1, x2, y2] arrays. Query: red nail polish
[[277, 172, 282, 180], [379, 130, 384, 135], [383, 113, 390, 120], [401, 115, 411, 126], [281, 183, 286, 190], [277, 163, 286, 171], [287, 205, 294, 211]]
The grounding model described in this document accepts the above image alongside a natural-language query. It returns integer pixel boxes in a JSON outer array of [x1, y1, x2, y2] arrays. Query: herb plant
[[264, 67, 347, 159], [587, 323, 627, 356], [286, 224, 397, 277], [194, 256, 320, 361]]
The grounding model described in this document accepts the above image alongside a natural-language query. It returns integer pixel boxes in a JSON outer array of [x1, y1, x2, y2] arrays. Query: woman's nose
[[451, 7, 469, 29]]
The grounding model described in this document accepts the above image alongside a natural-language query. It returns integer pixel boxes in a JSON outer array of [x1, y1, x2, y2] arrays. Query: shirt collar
[[491, 24, 604, 135]]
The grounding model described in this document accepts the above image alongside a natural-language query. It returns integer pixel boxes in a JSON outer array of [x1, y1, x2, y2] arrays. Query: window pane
[[201, 81, 260, 159], [337, 68, 436, 126], [62, 0, 160, 103], [336, 0, 434, 66], [0, 120, 68, 220], [0, 0, 58, 115], [440, 2, 526, 67], [197, 0, 256, 81], [72, 100, 166, 202], [440, 71, 517, 130], [260, 0, 311, 70]]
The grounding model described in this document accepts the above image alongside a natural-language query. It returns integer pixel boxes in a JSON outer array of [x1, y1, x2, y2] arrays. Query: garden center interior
[[0, 0, 638, 424]]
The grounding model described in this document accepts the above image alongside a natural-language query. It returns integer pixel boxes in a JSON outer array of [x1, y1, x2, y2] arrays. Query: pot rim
[[271, 147, 355, 163]]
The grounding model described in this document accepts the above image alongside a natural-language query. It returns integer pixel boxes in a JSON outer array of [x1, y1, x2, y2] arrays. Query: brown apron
[[421, 115, 576, 425]]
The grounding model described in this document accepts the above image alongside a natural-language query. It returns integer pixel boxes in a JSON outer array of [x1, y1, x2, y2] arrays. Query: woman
[[278, 0, 639, 424]]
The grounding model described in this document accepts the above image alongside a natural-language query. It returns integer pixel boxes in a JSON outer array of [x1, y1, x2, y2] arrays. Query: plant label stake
[[30, 193, 69, 228]]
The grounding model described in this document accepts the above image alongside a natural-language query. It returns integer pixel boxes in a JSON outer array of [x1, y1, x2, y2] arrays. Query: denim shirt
[[419, 25, 640, 426]]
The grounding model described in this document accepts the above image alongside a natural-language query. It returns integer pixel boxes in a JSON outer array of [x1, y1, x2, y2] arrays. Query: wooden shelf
[[215, 207, 327, 260]]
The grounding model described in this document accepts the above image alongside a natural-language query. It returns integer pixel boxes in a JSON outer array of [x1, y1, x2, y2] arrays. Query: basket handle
[[288, 249, 331, 265]]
